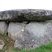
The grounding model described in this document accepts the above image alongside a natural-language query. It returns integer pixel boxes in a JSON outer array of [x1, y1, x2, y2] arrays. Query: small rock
[[0, 40, 5, 50], [14, 40, 23, 49]]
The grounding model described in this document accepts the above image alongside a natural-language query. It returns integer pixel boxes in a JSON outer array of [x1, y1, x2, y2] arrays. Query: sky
[[0, 0, 52, 11]]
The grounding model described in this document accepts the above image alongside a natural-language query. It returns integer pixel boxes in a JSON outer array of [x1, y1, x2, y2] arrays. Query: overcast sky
[[0, 0, 52, 11]]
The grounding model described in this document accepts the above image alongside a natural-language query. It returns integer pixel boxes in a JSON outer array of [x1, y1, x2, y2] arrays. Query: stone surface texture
[[0, 9, 52, 21], [0, 22, 7, 34], [8, 22, 26, 40], [0, 9, 52, 49], [14, 21, 52, 48]]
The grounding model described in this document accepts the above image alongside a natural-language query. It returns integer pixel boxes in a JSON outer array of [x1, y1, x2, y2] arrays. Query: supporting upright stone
[[8, 22, 26, 40], [14, 21, 52, 48], [0, 22, 7, 34]]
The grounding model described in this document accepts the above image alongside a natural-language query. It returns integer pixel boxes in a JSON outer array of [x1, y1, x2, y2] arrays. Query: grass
[[0, 33, 52, 52], [17, 42, 52, 52], [4, 42, 52, 52]]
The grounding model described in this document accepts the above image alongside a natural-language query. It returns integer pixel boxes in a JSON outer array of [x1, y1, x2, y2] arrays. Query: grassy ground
[[9, 42, 52, 52], [0, 34, 52, 52]]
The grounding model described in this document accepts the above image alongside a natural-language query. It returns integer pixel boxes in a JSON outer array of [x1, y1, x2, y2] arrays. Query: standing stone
[[14, 21, 52, 48], [19, 21, 52, 48], [8, 22, 26, 40], [0, 22, 7, 34]]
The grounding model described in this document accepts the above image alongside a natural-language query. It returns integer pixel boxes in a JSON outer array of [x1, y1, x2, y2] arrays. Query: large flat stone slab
[[0, 9, 52, 21]]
